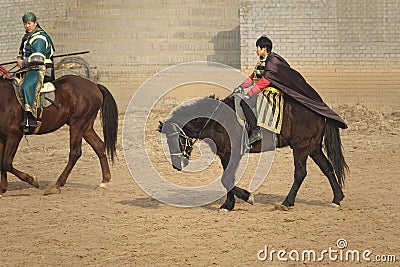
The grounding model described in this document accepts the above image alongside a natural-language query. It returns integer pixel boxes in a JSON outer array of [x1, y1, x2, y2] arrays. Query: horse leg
[[220, 190, 235, 212], [0, 140, 7, 195], [1, 136, 39, 195], [219, 186, 253, 211], [219, 151, 251, 211], [44, 126, 83, 195], [281, 147, 309, 208], [219, 153, 236, 211], [231, 186, 254, 204], [6, 135, 39, 187], [8, 165, 40, 189], [310, 148, 344, 206], [83, 127, 111, 187], [220, 187, 253, 212]]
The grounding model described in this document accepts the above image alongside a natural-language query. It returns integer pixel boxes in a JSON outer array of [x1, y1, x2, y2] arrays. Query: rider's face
[[256, 46, 267, 58], [24, 21, 37, 33]]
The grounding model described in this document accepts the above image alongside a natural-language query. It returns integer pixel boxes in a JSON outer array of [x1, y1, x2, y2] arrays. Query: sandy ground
[[0, 91, 399, 266]]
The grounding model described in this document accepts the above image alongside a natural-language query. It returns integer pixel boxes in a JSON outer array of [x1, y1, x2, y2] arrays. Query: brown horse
[[159, 94, 348, 211], [0, 75, 118, 196]]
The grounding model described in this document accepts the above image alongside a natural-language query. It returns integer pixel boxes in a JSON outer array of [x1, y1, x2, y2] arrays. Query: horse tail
[[97, 83, 118, 163], [324, 119, 349, 188]]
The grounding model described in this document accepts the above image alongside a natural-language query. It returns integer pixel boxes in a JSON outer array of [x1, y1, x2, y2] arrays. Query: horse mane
[[166, 95, 221, 123]]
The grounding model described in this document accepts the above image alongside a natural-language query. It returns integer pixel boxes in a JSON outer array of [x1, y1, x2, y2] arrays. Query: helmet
[[22, 12, 37, 23]]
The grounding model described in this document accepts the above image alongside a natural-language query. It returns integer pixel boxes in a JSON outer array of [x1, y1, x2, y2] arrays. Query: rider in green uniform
[[17, 12, 55, 128]]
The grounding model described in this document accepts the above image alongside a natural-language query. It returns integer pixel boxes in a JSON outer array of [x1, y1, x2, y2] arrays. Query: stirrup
[[248, 128, 262, 144], [21, 113, 38, 128]]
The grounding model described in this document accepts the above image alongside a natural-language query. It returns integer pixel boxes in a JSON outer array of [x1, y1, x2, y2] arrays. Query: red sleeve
[[255, 76, 270, 90], [247, 76, 270, 96], [240, 74, 254, 88]]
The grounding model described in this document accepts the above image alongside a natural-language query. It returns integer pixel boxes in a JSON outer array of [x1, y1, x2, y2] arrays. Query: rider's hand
[[17, 58, 24, 68], [233, 86, 243, 94]]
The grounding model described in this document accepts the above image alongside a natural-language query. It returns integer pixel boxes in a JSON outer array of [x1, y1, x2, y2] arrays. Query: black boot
[[248, 127, 262, 144], [21, 112, 38, 128], [27, 112, 38, 128]]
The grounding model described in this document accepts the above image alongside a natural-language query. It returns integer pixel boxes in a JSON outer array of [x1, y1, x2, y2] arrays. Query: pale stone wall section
[[1, 1, 399, 110], [240, 0, 400, 109]]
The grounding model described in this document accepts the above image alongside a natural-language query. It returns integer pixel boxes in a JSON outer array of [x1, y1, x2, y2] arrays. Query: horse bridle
[[166, 100, 223, 159], [167, 122, 196, 159]]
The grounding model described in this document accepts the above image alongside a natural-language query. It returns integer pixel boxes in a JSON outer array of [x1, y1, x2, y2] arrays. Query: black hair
[[256, 36, 273, 52]]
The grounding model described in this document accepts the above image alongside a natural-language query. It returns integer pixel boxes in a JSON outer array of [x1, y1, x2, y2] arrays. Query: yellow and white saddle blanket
[[234, 86, 284, 134], [256, 87, 284, 134]]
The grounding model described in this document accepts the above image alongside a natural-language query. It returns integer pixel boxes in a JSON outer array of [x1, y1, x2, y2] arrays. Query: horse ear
[[158, 121, 164, 132]]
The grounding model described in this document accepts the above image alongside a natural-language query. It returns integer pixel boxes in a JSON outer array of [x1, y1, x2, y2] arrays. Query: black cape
[[264, 52, 347, 129]]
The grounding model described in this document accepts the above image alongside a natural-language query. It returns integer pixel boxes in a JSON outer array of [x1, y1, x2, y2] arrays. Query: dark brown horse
[[0, 75, 118, 196], [159, 94, 348, 211]]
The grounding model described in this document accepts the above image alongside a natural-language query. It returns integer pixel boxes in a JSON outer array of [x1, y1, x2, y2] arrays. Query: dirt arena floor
[[1, 90, 399, 266]]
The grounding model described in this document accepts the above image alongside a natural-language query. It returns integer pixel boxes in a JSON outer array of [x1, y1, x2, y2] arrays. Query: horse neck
[[222, 96, 235, 111], [0, 79, 14, 94], [184, 118, 211, 139], [0, 78, 10, 87], [184, 97, 235, 139]]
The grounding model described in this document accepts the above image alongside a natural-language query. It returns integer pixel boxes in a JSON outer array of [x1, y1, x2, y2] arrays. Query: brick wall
[[1, 0, 241, 110], [240, 0, 400, 109], [1, 1, 399, 110], [0, 1, 73, 60]]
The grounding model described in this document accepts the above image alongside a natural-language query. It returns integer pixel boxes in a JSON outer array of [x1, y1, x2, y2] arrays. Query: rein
[[167, 122, 196, 158], [166, 96, 226, 158], [0, 65, 11, 78], [196, 100, 223, 139]]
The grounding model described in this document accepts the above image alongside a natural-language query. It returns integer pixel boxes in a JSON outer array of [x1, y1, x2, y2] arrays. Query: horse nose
[[173, 164, 182, 171], [182, 156, 189, 167], [171, 155, 182, 171]]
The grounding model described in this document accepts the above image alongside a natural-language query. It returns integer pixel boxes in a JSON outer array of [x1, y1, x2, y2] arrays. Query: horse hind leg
[[281, 147, 309, 208], [83, 127, 111, 188], [310, 148, 344, 207], [44, 126, 83, 195]]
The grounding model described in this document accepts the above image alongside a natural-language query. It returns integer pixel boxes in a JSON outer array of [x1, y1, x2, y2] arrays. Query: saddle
[[12, 77, 59, 134], [234, 89, 283, 154], [234, 87, 284, 134], [12, 77, 58, 111]]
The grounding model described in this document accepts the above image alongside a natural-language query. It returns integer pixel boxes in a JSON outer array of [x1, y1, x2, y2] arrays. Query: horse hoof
[[247, 194, 254, 205], [44, 184, 61, 195], [99, 183, 107, 188], [275, 204, 289, 211], [31, 177, 40, 188], [331, 203, 341, 209], [219, 208, 230, 213]]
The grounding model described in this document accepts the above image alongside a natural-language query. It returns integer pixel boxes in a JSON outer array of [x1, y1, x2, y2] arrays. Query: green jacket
[[18, 25, 55, 117], [19, 25, 55, 68]]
